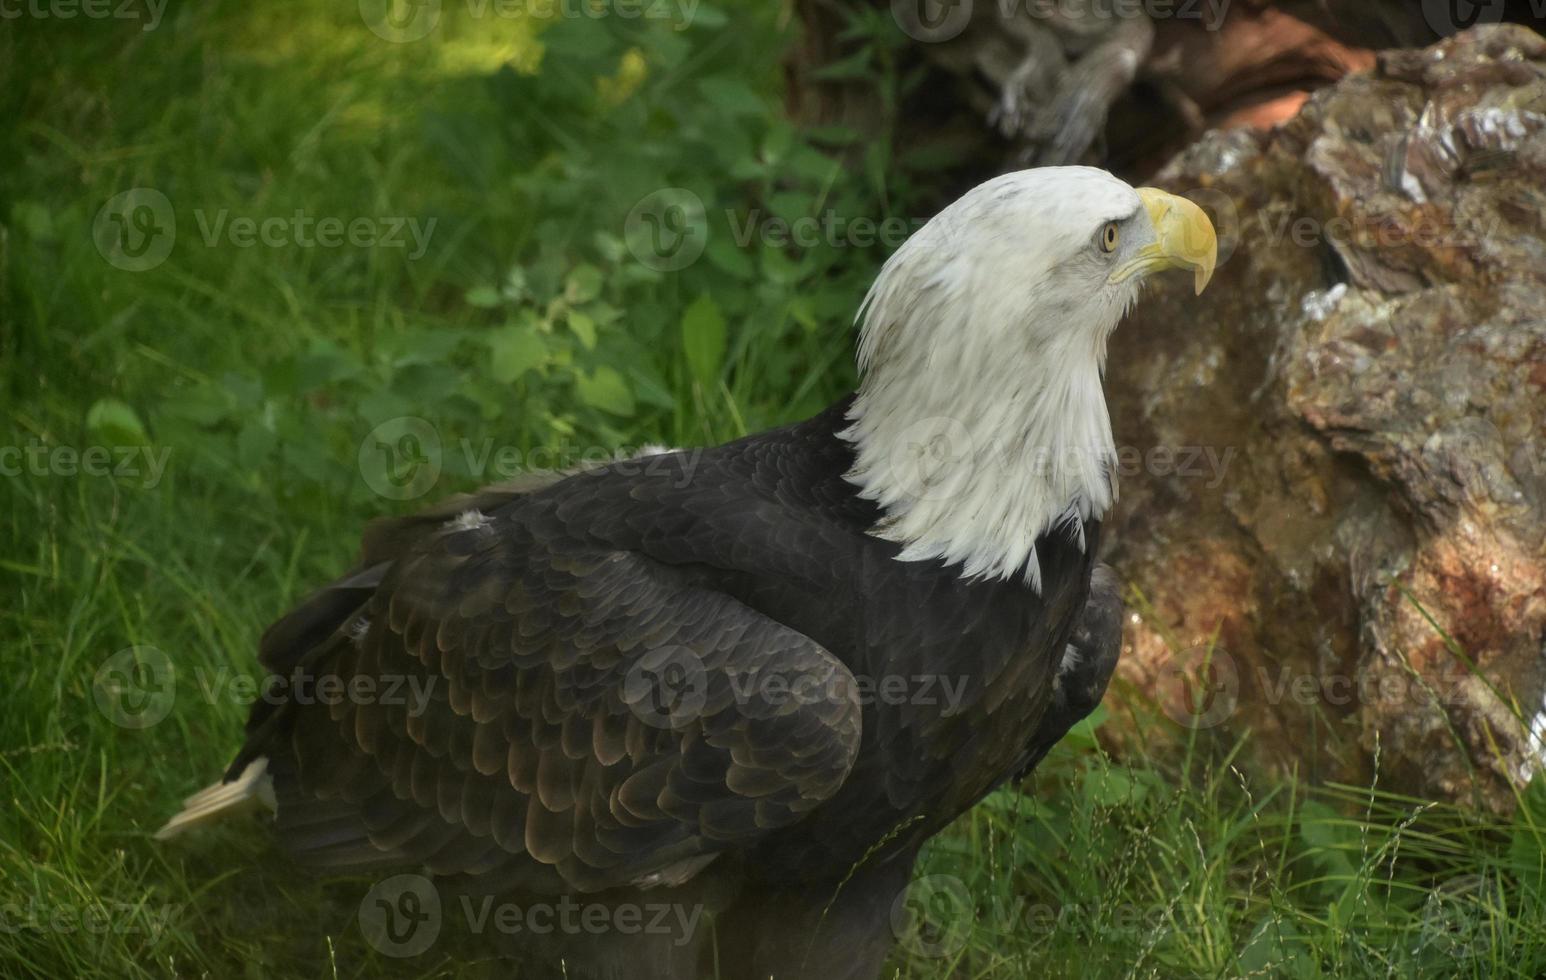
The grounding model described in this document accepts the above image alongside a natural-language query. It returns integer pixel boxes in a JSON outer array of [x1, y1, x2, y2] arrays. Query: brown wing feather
[[252, 503, 862, 895]]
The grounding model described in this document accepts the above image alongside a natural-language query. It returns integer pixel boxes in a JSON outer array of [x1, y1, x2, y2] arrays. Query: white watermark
[[1153, 645, 1519, 731], [92, 646, 438, 729], [0, 441, 171, 489], [623, 651, 973, 730], [92, 187, 439, 272], [0, 898, 182, 937], [192, 210, 436, 260], [359, 874, 704, 958], [358, 416, 704, 501], [891, 874, 1182, 960], [0, 0, 166, 31]]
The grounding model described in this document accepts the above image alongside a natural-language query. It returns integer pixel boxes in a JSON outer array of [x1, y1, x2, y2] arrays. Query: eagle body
[[226, 401, 1108, 974], [159, 167, 1217, 979]]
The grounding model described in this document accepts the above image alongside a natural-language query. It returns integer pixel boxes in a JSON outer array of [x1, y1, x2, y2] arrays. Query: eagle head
[[843, 166, 1218, 588]]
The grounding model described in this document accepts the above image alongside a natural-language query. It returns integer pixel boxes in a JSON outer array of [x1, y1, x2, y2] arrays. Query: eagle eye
[[1099, 222, 1121, 254]]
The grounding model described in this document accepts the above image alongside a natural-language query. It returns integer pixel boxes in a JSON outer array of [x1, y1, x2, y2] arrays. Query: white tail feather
[[154, 758, 275, 840]]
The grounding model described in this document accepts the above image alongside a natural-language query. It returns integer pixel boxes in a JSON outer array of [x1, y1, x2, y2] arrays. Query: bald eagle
[[158, 167, 1215, 979]]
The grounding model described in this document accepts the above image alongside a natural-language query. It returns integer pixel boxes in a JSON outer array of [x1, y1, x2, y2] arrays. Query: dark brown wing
[[1015, 562, 1123, 781], [251, 474, 572, 668], [240, 502, 863, 894]]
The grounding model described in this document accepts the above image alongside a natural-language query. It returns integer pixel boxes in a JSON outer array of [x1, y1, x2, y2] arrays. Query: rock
[[1104, 25, 1546, 811]]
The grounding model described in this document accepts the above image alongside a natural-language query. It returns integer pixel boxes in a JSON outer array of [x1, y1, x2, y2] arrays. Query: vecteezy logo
[[622, 646, 708, 729], [358, 416, 442, 501], [1179, 187, 1241, 270], [93, 188, 176, 272], [359, 874, 441, 958], [885, 415, 974, 504], [359, 0, 442, 43], [890, 0, 973, 43], [889, 874, 973, 959], [1421, 0, 1505, 36], [93, 646, 177, 729], [1155, 645, 1239, 730], [624, 188, 707, 273]]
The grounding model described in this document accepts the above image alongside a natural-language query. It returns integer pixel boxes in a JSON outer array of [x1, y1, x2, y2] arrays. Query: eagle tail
[[154, 758, 275, 840]]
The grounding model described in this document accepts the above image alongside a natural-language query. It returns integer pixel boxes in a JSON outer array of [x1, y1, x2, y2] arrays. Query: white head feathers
[[840, 167, 1216, 590]]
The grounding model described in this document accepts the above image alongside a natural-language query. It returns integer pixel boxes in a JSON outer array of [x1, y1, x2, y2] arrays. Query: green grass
[[3, 3, 1546, 978]]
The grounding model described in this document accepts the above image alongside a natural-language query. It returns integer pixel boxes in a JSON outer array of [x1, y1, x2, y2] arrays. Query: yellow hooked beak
[[1110, 188, 1218, 295]]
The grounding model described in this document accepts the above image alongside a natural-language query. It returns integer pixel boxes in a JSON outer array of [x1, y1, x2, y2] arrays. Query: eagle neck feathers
[[837, 253, 1120, 591]]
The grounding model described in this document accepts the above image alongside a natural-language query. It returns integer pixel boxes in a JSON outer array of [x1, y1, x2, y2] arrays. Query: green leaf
[[624, 363, 677, 411], [358, 389, 412, 426], [85, 398, 148, 446], [728, 157, 769, 182], [760, 248, 805, 286], [564, 264, 603, 305], [236, 420, 277, 469], [162, 386, 234, 427], [786, 145, 842, 183], [767, 191, 812, 226], [592, 231, 625, 264], [685, 3, 727, 28], [1082, 767, 1148, 808], [680, 293, 726, 388], [574, 366, 634, 416], [281, 436, 335, 484], [502, 266, 529, 302], [1236, 916, 1310, 977], [486, 326, 548, 383], [810, 48, 871, 81], [12, 200, 54, 241], [391, 363, 461, 403], [390, 328, 467, 368], [567, 310, 597, 350], [221, 372, 265, 410], [760, 123, 794, 166], [805, 125, 860, 147], [583, 300, 623, 327], [293, 342, 362, 392], [465, 285, 503, 309], [697, 78, 764, 117], [787, 295, 819, 331], [705, 239, 755, 279]]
